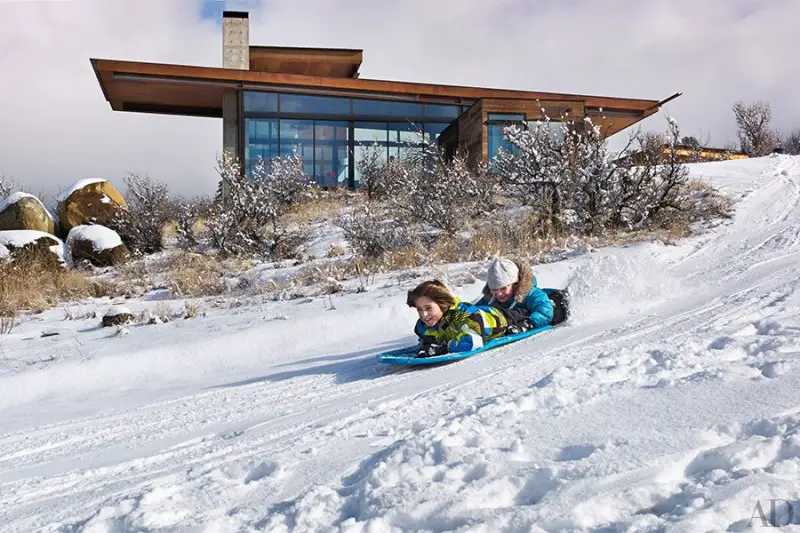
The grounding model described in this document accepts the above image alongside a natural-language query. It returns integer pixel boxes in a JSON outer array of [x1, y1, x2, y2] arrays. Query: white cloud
[[1, 0, 797, 202]]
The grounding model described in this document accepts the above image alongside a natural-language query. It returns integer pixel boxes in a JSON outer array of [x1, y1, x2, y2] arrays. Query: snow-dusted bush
[[110, 174, 173, 255], [334, 203, 414, 260], [174, 195, 213, 249], [207, 152, 313, 257], [612, 119, 691, 230], [493, 115, 701, 234], [733, 100, 779, 157], [355, 143, 388, 201], [491, 120, 569, 212], [382, 142, 496, 235]]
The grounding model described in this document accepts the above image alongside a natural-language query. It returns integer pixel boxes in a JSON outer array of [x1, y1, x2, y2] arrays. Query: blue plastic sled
[[376, 325, 552, 366]]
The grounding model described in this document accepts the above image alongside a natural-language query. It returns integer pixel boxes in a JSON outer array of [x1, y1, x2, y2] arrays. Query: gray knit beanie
[[487, 257, 519, 290]]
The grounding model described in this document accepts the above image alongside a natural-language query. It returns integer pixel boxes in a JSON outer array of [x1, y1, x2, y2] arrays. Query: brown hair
[[406, 280, 456, 311]]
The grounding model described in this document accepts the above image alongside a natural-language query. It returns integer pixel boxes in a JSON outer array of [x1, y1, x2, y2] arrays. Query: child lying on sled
[[406, 280, 510, 358]]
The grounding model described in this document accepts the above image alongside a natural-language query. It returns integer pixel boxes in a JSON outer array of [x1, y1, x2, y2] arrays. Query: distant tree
[[680, 136, 701, 149], [732, 100, 779, 156], [781, 129, 800, 155]]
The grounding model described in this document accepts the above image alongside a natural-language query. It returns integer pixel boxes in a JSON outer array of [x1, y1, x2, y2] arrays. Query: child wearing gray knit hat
[[477, 256, 555, 333]]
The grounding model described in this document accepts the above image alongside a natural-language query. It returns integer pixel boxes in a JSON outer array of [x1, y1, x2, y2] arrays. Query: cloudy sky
[[0, 0, 797, 202]]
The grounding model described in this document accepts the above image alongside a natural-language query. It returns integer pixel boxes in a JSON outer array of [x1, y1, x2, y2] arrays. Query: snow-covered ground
[[2, 155, 800, 532]]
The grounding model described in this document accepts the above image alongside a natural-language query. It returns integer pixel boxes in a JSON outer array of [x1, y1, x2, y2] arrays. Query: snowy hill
[[2, 155, 800, 531]]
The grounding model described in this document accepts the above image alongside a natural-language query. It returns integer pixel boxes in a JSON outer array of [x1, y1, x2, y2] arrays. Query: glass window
[[354, 122, 389, 187], [423, 122, 449, 143], [488, 123, 520, 161], [245, 118, 279, 177], [528, 120, 567, 139], [313, 121, 349, 187], [280, 93, 350, 115], [388, 121, 424, 158], [353, 98, 424, 117], [280, 119, 315, 175], [488, 113, 526, 122], [244, 92, 278, 113], [424, 103, 461, 118], [354, 121, 388, 143]]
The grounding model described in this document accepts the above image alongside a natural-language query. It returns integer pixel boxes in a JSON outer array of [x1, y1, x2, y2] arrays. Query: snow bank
[[67, 224, 123, 252], [57, 178, 108, 202], [0, 242, 8, 260], [565, 242, 685, 323]]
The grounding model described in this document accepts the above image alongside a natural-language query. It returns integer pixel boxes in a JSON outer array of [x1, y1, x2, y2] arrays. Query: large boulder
[[0, 192, 55, 234], [67, 224, 130, 267], [0, 229, 68, 268], [57, 179, 126, 236]]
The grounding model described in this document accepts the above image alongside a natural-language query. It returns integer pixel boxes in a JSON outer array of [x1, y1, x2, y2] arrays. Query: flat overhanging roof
[[249, 46, 363, 78], [91, 58, 670, 134]]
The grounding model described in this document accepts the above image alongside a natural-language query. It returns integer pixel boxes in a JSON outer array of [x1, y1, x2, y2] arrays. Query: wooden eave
[[90, 58, 667, 132], [248, 46, 363, 78]]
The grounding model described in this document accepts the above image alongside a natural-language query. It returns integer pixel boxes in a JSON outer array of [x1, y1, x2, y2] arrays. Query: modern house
[[91, 10, 678, 188]]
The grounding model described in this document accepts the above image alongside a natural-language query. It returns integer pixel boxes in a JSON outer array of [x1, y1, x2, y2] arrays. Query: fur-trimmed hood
[[480, 260, 536, 304]]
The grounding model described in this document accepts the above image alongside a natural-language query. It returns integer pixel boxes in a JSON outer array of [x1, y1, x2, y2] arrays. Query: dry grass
[[0, 247, 126, 315], [327, 242, 346, 258], [286, 189, 362, 224], [162, 253, 245, 297], [118, 251, 254, 298], [184, 301, 200, 319]]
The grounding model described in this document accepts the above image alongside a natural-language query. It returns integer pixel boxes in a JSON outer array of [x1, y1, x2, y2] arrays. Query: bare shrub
[[733, 100, 779, 156], [174, 196, 214, 249], [492, 120, 570, 212], [356, 143, 388, 200], [609, 118, 691, 230], [0, 175, 15, 198], [334, 203, 414, 259], [494, 115, 720, 236], [109, 173, 174, 255], [207, 152, 312, 257], [383, 142, 497, 235]]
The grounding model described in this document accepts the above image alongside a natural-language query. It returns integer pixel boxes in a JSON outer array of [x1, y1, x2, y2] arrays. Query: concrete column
[[221, 11, 249, 196], [222, 11, 249, 70]]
